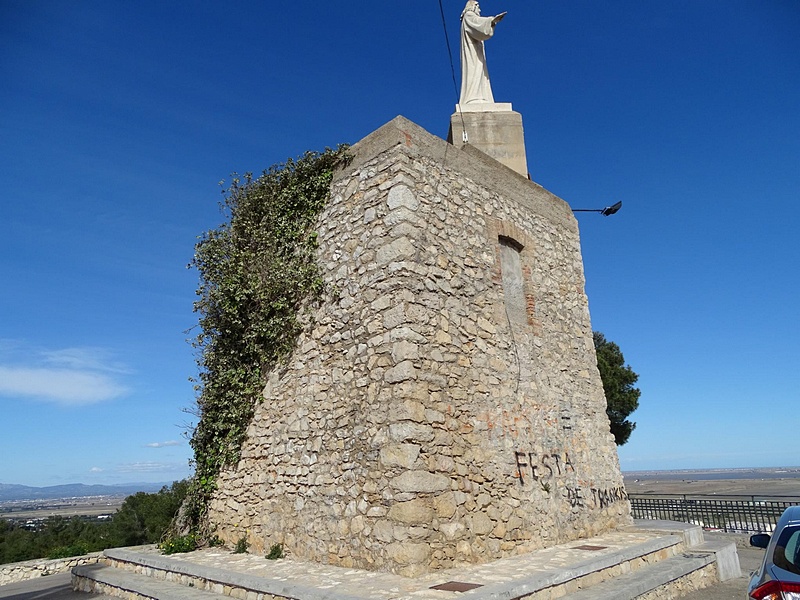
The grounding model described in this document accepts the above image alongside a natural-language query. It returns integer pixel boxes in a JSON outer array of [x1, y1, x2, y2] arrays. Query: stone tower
[[207, 116, 632, 576]]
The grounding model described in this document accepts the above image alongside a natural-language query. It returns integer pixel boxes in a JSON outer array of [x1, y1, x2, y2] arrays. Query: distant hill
[[0, 482, 168, 502]]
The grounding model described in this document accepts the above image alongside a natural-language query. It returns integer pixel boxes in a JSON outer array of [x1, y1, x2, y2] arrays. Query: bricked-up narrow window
[[499, 236, 527, 324]]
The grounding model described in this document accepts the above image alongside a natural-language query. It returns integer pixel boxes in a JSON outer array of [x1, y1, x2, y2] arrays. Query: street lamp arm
[[572, 201, 622, 216]]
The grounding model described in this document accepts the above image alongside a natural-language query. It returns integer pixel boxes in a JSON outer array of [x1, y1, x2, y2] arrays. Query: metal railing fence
[[629, 494, 800, 533]]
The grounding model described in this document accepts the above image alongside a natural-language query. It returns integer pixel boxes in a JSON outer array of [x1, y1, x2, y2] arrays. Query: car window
[[773, 525, 800, 576]]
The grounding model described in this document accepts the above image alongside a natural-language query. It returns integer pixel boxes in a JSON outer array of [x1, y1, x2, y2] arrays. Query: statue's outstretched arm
[[492, 11, 507, 27]]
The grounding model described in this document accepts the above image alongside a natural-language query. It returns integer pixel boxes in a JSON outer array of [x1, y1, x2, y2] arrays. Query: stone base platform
[[72, 521, 740, 600]]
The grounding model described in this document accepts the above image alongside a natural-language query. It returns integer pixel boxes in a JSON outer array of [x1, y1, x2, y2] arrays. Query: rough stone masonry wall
[[208, 117, 631, 576], [0, 553, 102, 586]]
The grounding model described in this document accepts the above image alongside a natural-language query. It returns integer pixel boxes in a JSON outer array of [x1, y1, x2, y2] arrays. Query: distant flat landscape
[[0, 496, 127, 521], [623, 467, 800, 498], [0, 482, 167, 523], [0, 482, 166, 502]]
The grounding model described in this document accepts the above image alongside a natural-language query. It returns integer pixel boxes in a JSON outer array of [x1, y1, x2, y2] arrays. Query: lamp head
[[601, 201, 622, 216]]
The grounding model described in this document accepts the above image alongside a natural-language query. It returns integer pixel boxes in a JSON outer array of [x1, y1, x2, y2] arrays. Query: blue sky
[[1, 1, 798, 487]]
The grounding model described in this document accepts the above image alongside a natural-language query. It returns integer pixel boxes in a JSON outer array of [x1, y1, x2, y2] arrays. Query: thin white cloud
[[145, 441, 182, 448], [42, 347, 130, 374], [116, 462, 184, 473], [0, 366, 127, 405], [0, 341, 130, 406], [89, 467, 105, 473]]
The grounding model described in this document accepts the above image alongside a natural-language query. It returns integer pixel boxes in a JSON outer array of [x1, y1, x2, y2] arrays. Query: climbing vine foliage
[[183, 146, 350, 536]]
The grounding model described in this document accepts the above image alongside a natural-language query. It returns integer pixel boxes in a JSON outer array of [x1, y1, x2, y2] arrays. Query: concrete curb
[[465, 534, 685, 599], [74, 564, 221, 600], [565, 553, 716, 600], [692, 540, 742, 581], [103, 548, 365, 600]]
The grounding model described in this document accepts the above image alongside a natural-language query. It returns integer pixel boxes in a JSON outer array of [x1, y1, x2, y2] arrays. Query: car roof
[[786, 505, 800, 520], [779, 505, 800, 528]]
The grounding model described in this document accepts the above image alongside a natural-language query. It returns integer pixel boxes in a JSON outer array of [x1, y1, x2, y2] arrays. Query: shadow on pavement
[[0, 572, 111, 600]]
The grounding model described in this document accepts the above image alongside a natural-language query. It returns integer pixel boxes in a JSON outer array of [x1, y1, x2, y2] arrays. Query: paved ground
[[0, 572, 113, 600], [0, 533, 765, 600], [679, 534, 763, 600], [97, 526, 694, 599]]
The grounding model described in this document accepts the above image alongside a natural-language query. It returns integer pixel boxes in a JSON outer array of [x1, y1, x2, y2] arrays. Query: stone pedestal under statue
[[448, 103, 529, 177]]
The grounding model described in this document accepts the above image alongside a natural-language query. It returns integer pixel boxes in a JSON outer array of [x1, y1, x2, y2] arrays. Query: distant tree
[[1, 515, 115, 564], [110, 480, 188, 547], [0, 481, 190, 565], [593, 331, 641, 446], [0, 520, 39, 564]]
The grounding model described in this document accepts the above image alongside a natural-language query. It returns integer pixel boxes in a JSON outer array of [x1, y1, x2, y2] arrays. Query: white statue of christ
[[459, 1, 506, 105]]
